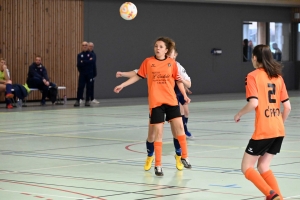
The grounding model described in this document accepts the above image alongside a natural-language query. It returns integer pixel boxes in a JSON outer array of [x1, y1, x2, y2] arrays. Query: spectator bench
[[11, 86, 66, 107]]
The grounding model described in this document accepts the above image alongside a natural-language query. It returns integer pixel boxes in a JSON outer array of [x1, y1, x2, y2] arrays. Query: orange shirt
[[245, 68, 289, 140], [137, 56, 179, 109]]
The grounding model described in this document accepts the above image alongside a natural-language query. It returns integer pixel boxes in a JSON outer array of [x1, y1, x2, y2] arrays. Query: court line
[[0, 188, 79, 199], [0, 179, 105, 200], [0, 130, 143, 142]]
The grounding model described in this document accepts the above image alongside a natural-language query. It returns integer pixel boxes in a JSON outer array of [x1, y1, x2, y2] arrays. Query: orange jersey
[[137, 56, 179, 109], [245, 68, 289, 140]]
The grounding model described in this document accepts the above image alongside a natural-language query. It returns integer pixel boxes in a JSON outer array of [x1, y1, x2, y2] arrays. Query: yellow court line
[[0, 130, 142, 143]]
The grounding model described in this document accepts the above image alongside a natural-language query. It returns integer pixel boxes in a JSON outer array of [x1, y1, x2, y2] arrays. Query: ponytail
[[252, 45, 282, 78]]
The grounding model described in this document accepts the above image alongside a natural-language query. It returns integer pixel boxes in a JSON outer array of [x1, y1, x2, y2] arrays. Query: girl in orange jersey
[[114, 37, 191, 176], [234, 45, 291, 200], [116, 48, 192, 172]]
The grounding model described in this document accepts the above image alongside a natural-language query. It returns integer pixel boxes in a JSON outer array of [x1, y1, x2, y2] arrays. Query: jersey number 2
[[268, 83, 276, 103]]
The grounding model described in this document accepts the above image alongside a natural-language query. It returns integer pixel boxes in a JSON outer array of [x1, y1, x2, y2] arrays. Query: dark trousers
[[90, 79, 95, 100], [27, 78, 56, 101], [76, 73, 93, 102]]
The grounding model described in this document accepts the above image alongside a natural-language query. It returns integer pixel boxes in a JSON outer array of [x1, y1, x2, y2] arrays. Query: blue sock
[[173, 138, 181, 156], [6, 83, 12, 93], [182, 115, 188, 133], [146, 140, 154, 157]]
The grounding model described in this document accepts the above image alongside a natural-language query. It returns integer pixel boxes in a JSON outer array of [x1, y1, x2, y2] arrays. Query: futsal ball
[[120, 2, 137, 20]]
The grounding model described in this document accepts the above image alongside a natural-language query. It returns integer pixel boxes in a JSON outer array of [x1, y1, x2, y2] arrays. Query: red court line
[[0, 180, 105, 200], [125, 142, 146, 154]]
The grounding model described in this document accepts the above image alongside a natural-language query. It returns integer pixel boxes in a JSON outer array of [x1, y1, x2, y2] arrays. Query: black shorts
[[245, 137, 284, 156], [149, 104, 181, 124]]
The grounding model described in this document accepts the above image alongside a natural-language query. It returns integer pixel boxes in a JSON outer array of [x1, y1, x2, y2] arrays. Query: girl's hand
[[114, 85, 123, 93], [234, 114, 241, 122], [116, 71, 123, 78], [184, 96, 191, 104], [177, 74, 183, 82]]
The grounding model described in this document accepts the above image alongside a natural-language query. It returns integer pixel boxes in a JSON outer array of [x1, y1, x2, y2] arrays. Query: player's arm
[[182, 79, 191, 88], [177, 74, 191, 88], [116, 70, 137, 78], [282, 100, 291, 123], [2, 65, 10, 80], [114, 74, 141, 93], [234, 98, 258, 122], [176, 81, 190, 104]]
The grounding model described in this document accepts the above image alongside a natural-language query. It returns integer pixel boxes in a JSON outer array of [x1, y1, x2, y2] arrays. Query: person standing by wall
[[74, 41, 95, 107], [88, 42, 99, 104]]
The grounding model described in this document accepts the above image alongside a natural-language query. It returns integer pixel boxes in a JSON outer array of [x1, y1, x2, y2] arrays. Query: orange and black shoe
[[266, 190, 280, 200], [6, 104, 13, 109], [5, 93, 14, 99]]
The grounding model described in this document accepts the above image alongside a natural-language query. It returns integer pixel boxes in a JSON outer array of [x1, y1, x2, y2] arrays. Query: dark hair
[[155, 37, 176, 56], [252, 44, 282, 78]]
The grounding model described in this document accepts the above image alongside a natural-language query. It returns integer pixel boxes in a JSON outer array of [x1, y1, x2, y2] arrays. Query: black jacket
[[27, 63, 49, 81], [77, 51, 95, 74], [90, 50, 97, 77]]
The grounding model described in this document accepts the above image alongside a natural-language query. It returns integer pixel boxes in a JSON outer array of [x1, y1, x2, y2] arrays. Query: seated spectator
[[26, 56, 56, 105], [0, 58, 14, 109]]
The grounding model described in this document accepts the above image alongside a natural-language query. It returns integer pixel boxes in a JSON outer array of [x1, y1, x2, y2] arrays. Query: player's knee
[[241, 162, 251, 175], [257, 162, 269, 174]]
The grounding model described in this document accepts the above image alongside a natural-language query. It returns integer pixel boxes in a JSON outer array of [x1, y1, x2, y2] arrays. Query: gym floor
[[0, 91, 299, 200]]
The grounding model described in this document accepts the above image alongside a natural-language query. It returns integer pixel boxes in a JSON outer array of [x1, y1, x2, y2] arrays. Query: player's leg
[[170, 124, 183, 170], [178, 95, 193, 139], [242, 139, 281, 200], [149, 106, 165, 176], [144, 121, 155, 171], [181, 103, 194, 139], [167, 105, 191, 169], [258, 137, 284, 200], [153, 123, 164, 176]]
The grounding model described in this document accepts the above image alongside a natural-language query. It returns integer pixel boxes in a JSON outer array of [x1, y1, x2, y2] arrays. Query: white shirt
[[176, 62, 191, 81]]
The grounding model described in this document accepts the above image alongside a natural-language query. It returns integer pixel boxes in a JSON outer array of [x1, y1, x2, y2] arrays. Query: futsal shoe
[[266, 190, 280, 200], [154, 166, 164, 176], [144, 156, 154, 171], [185, 131, 195, 140], [181, 157, 192, 169], [174, 155, 183, 170]]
